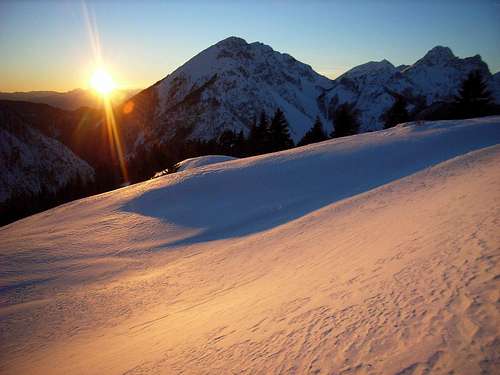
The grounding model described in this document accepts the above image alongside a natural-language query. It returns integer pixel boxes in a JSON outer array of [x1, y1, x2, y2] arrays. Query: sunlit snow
[[1, 117, 499, 374]]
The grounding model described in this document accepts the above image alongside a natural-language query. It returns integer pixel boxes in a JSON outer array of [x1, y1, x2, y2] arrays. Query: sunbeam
[[82, 0, 128, 183]]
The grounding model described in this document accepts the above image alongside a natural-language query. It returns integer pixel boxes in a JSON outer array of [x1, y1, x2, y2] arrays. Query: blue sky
[[0, 0, 499, 91]]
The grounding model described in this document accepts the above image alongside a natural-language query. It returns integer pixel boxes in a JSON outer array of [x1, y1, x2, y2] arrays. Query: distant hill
[[0, 100, 124, 225], [0, 88, 141, 111], [0, 102, 95, 224]]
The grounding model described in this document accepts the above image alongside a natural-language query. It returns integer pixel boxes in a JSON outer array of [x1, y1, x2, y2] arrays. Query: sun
[[90, 69, 116, 96]]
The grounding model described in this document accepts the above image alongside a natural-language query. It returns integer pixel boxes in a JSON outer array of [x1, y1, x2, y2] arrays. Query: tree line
[[0, 174, 96, 227]]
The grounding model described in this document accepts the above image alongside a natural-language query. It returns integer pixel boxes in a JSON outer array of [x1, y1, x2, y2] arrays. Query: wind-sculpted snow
[[0, 117, 499, 374], [175, 155, 238, 171], [120, 117, 500, 248]]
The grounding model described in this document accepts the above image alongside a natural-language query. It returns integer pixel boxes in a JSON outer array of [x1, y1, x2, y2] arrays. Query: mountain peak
[[214, 36, 249, 49], [138, 36, 332, 146], [341, 59, 396, 80], [420, 46, 456, 65], [355, 59, 395, 71]]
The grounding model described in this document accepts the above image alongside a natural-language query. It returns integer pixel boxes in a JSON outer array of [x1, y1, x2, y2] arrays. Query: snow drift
[[175, 155, 238, 171], [0, 117, 499, 374]]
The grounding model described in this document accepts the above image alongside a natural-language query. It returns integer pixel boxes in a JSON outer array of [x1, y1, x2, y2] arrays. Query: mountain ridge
[[0, 103, 95, 210], [0, 88, 141, 111], [119, 37, 500, 153], [323, 43, 498, 131], [118, 36, 333, 152]]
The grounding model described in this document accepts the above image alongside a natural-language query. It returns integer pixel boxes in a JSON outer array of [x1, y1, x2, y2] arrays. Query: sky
[[0, 0, 499, 92]]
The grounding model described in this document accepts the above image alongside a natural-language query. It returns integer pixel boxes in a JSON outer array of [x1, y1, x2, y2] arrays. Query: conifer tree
[[257, 111, 271, 153], [234, 130, 246, 156], [218, 129, 236, 155], [453, 70, 492, 118], [269, 108, 294, 151], [298, 116, 328, 146], [248, 116, 259, 153], [331, 103, 360, 138], [248, 111, 271, 154], [383, 95, 410, 129]]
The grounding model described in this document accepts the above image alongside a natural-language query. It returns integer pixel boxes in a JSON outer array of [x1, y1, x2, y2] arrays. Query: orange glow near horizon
[[83, 0, 128, 183]]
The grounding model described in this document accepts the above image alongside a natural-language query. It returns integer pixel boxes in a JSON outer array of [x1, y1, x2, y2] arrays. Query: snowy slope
[[323, 46, 496, 131], [120, 36, 332, 149], [1, 117, 499, 374], [0, 109, 95, 203], [175, 155, 238, 171]]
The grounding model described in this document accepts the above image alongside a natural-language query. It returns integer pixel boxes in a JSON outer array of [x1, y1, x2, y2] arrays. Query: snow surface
[[1, 117, 500, 374], [175, 155, 238, 171]]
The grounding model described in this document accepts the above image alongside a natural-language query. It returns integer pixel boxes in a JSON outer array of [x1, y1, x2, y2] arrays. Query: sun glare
[[90, 69, 116, 95]]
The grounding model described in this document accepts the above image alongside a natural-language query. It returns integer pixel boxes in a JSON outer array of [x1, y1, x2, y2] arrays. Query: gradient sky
[[1, 0, 499, 92]]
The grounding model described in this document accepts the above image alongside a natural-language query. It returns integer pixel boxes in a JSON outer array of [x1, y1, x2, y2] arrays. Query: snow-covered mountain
[[1, 117, 499, 374], [403, 46, 490, 103], [319, 59, 414, 131], [323, 46, 497, 131], [120, 39, 499, 150], [0, 106, 95, 204], [120, 36, 332, 150], [0, 100, 121, 185]]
